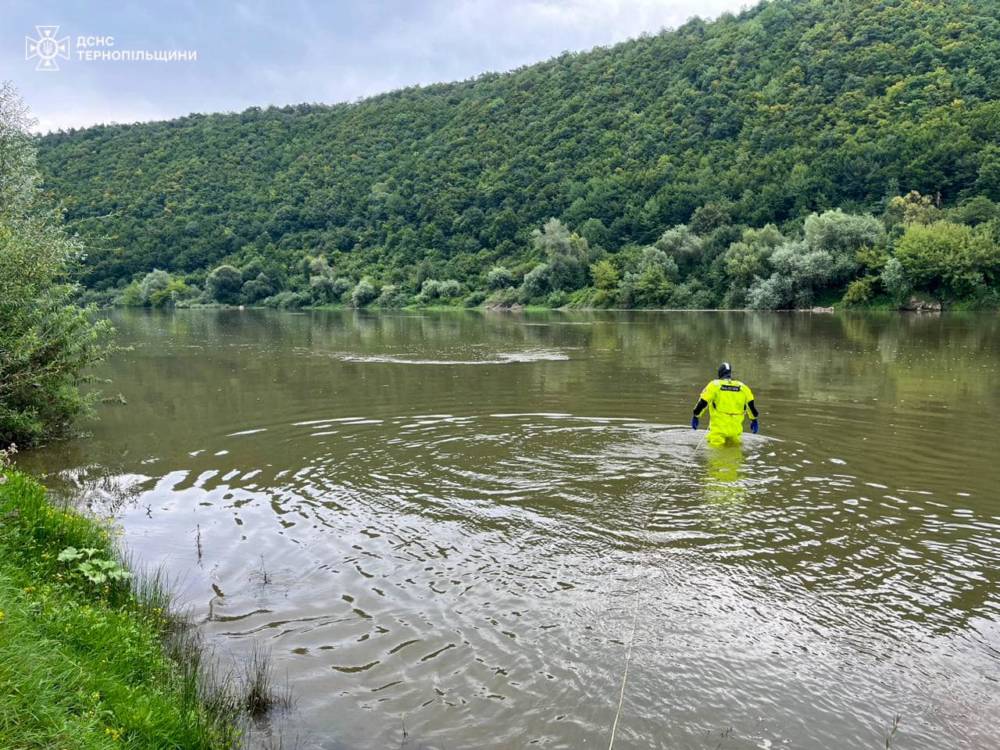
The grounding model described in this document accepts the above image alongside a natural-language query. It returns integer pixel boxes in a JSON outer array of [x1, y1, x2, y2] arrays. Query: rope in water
[[607, 432, 706, 749], [607, 585, 643, 749]]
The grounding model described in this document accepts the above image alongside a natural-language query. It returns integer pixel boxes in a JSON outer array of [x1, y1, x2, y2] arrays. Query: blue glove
[[691, 416, 699, 430], [750, 419, 759, 434]]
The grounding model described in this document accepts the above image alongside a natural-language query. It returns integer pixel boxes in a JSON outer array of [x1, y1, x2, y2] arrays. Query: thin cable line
[[609, 430, 702, 748], [607, 585, 642, 750]]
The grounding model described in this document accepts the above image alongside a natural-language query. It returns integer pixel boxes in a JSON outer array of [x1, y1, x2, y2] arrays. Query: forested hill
[[37, 0, 1000, 309]]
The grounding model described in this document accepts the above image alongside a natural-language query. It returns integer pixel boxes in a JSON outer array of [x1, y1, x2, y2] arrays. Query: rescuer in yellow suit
[[691, 362, 759, 446]]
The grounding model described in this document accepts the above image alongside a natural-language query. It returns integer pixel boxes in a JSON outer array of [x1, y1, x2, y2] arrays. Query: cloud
[[11, 0, 753, 130]]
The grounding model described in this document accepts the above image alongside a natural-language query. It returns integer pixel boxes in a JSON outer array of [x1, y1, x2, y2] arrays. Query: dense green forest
[[37, 0, 1000, 310]]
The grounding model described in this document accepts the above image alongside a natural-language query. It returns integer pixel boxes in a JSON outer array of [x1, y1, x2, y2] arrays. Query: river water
[[20, 309, 1000, 749]]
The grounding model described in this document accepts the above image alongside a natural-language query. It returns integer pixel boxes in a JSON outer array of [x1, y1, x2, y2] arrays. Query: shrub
[[546, 290, 569, 308], [518, 263, 551, 302], [668, 278, 716, 309], [842, 276, 877, 306], [464, 289, 488, 307], [654, 225, 704, 271], [486, 266, 515, 290], [376, 284, 407, 307], [0, 83, 114, 446], [262, 290, 308, 309], [309, 275, 339, 304], [748, 273, 795, 310], [618, 246, 679, 307], [418, 278, 463, 302], [139, 269, 171, 304], [118, 270, 193, 307], [241, 273, 275, 304], [205, 265, 243, 304], [486, 286, 519, 308], [722, 224, 785, 301], [881, 257, 911, 302], [518, 218, 594, 300], [590, 259, 619, 291], [894, 221, 999, 300], [350, 277, 378, 307]]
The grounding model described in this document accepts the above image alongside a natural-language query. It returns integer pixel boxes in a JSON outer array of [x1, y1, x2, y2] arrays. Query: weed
[[0, 468, 257, 748], [885, 714, 902, 749], [238, 642, 292, 719]]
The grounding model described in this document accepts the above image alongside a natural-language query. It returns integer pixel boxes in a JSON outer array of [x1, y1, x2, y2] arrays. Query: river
[[19, 309, 1000, 749]]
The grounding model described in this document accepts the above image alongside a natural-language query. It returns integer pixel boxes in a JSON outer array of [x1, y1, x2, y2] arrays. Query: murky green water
[[20, 309, 1000, 749]]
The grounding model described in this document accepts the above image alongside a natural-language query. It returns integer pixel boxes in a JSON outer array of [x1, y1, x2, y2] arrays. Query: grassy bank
[[0, 466, 249, 749]]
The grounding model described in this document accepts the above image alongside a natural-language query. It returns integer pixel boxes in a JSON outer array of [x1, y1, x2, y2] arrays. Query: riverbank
[[0, 466, 252, 749], [99, 293, 999, 314]]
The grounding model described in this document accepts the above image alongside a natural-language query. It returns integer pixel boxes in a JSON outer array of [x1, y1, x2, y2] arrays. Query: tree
[[351, 277, 378, 307], [894, 221, 999, 300], [884, 191, 938, 229], [590, 259, 619, 291], [241, 272, 275, 303], [532, 218, 592, 291], [881, 257, 911, 301], [722, 224, 784, 306], [139, 269, 171, 305], [206, 264, 243, 304], [619, 246, 679, 307], [485, 266, 515, 290], [19, 1, 1000, 310], [0, 82, 113, 446], [119, 269, 193, 307], [654, 225, 704, 272]]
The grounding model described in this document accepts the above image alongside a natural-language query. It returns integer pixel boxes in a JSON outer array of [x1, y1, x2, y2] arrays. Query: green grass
[[0, 469, 245, 749]]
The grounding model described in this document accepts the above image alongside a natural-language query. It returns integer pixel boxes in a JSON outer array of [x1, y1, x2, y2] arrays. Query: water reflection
[[701, 443, 747, 506], [18, 309, 1000, 750]]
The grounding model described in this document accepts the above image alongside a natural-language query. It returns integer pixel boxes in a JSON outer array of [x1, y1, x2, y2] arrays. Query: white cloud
[[29, 86, 171, 133], [15, 0, 754, 130]]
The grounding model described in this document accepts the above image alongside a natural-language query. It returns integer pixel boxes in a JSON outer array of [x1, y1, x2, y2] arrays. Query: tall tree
[[0, 82, 113, 446]]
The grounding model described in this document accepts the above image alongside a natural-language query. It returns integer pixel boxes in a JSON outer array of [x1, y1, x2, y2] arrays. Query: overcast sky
[[4, 0, 751, 133]]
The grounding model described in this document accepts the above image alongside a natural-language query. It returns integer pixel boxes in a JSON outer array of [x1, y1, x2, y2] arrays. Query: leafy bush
[[590, 259, 619, 291], [518, 219, 593, 301], [376, 284, 408, 308], [894, 221, 1000, 301], [618, 245, 679, 307], [418, 278, 462, 302], [842, 276, 878, 306], [0, 83, 114, 446], [119, 269, 194, 307], [654, 225, 703, 272], [486, 286, 520, 308], [546, 290, 569, 308], [881, 257, 911, 302], [350, 277, 378, 307], [58, 546, 132, 585], [464, 289, 488, 307], [486, 266, 515, 290], [205, 265, 243, 304], [241, 272, 274, 304], [309, 275, 339, 304], [518, 263, 551, 302], [262, 290, 308, 309]]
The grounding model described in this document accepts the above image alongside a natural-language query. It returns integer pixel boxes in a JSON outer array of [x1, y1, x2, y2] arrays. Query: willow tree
[[0, 82, 113, 446]]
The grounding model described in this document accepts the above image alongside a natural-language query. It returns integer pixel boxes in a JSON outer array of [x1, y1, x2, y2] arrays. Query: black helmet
[[717, 361, 732, 379]]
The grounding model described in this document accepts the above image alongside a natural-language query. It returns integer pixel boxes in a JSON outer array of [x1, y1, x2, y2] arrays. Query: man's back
[[700, 378, 754, 417], [692, 363, 759, 444]]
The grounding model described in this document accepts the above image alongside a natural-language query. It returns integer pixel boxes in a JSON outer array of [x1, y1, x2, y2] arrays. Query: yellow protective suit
[[697, 378, 755, 447]]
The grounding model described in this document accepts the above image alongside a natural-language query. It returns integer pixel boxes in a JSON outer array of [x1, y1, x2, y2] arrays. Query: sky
[[3, 0, 752, 133]]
